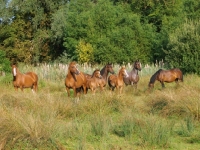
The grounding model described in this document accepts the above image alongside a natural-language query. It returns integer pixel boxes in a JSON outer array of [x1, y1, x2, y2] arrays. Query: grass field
[[0, 63, 200, 150]]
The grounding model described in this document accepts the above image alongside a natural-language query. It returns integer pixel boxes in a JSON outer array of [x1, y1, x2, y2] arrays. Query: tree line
[[0, 0, 200, 74]]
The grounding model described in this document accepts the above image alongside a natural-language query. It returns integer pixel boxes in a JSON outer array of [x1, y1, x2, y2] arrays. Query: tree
[[76, 39, 94, 64], [165, 19, 200, 74], [0, 50, 11, 73], [0, 0, 67, 63]]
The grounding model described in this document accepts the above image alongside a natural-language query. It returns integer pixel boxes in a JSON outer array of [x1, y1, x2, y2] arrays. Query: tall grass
[[0, 63, 200, 149]]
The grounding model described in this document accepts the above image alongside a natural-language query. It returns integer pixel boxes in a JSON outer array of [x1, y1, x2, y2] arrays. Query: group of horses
[[11, 60, 183, 97]]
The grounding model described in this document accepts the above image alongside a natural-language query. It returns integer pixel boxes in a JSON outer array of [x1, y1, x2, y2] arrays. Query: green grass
[[0, 64, 200, 149]]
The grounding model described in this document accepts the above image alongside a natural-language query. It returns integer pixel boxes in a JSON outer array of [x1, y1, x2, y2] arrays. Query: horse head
[[92, 69, 102, 79], [69, 62, 80, 75], [133, 60, 142, 71], [120, 66, 129, 78], [148, 83, 154, 88], [12, 64, 18, 76], [106, 64, 115, 74]]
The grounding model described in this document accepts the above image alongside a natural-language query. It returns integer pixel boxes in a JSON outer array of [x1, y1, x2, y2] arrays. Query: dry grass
[[0, 65, 200, 149]]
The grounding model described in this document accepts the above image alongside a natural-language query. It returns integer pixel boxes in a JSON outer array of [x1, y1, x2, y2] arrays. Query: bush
[[0, 50, 11, 74]]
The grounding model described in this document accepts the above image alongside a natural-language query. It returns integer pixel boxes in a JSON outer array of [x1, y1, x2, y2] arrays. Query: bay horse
[[12, 64, 38, 92], [86, 69, 102, 94], [148, 68, 183, 89], [65, 61, 87, 97], [123, 60, 142, 89], [99, 63, 115, 90], [108, 66, 129, 94], [84, 64, 115, 90]]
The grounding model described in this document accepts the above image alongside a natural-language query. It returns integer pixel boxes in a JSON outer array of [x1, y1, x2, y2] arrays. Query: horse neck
[[93, 75, 99, 80], [131, 67, 139, 75], [13, 68, 22, 79], [118, 70, 124, 81], [68, 70, 77, 81], [149, 71, 159, 84], [100, 66, 108, 80]]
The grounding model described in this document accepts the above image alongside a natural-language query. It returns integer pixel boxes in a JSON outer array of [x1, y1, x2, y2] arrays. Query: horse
[[84, 64, 115, 90], [12, 64, 38, 93], [86, 69, 102, 94], [123, 60, 142, 89], [148, 68, 183, 89], [65, 61, 87, 97], [108, 66, 129, 94]]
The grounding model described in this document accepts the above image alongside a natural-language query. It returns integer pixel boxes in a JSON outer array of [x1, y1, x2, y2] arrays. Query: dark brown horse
[[123, 60, 142, 89], [12, 64, 38, 92], [148, 68, 183, 89], [99, 64, 115, 90], [65, 61, 87, 97], [86, 69, 102, 94], [108, 66, 129, 94]]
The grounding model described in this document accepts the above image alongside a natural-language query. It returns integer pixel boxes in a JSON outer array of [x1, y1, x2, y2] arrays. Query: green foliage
[[62, 0, 155, 64], [0, 0, 200, 69], [0, 50, 11, 73], [76, 39, 94, 64], [165, 19, 200, 74]]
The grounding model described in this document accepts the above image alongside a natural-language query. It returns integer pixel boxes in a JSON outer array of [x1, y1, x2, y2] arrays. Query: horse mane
[[91, 69, 100, 78], [13, 76, 16, 81], [68, 62, 77, 81], [100, 65, 106, 75], [149, 69, 163, 84], [118, 66, 125, 75]]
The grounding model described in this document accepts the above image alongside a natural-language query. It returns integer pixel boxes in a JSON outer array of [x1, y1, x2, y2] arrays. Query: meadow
[[0, 63, 200, 150]]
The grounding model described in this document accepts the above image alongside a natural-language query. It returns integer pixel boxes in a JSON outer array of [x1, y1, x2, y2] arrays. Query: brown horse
[[12, 64, 38, 92], [84, 64, 114, 90], [98, 64, 115, 90], [86, 69, 102, 94], [123, 60, 142, 89], [148, 68, 183, 89], [65, 61, 87, 97], [108, 66, 129, 94]]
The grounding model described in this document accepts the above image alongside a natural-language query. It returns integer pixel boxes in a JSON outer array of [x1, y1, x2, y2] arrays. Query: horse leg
[[119, 87, 122, 94], [91, 88, 95, 95], [111, 86, 115, 91], [31, 86, 35, 93], [82, 85, 87, 95], [34, 82, 38, 92], [160, 82, 165, 88], [19, 85, 24, 92], [73, 87, 77, 97], [14, 86, 18, 91], [66, 87, 71, 97]]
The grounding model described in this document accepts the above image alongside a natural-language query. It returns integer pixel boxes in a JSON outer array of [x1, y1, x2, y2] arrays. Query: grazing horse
[[12, 64, 38, 92], [108, 66, 129, 94], [123, 60, 142, 89], [148, 68, 183, 89], [86, 69, 102, 94], [65, 61, 87, 97]]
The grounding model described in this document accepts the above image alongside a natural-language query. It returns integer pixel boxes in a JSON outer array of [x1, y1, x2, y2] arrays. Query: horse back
[[159, 68, 183, 82], [25, 72, 38, 82], [65, 72, 87, 88]]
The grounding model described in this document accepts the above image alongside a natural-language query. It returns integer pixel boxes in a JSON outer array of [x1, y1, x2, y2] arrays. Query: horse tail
[[33, 74, 38, 92], [179, 69, 183, 82], [149, 69, 163, 86]]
